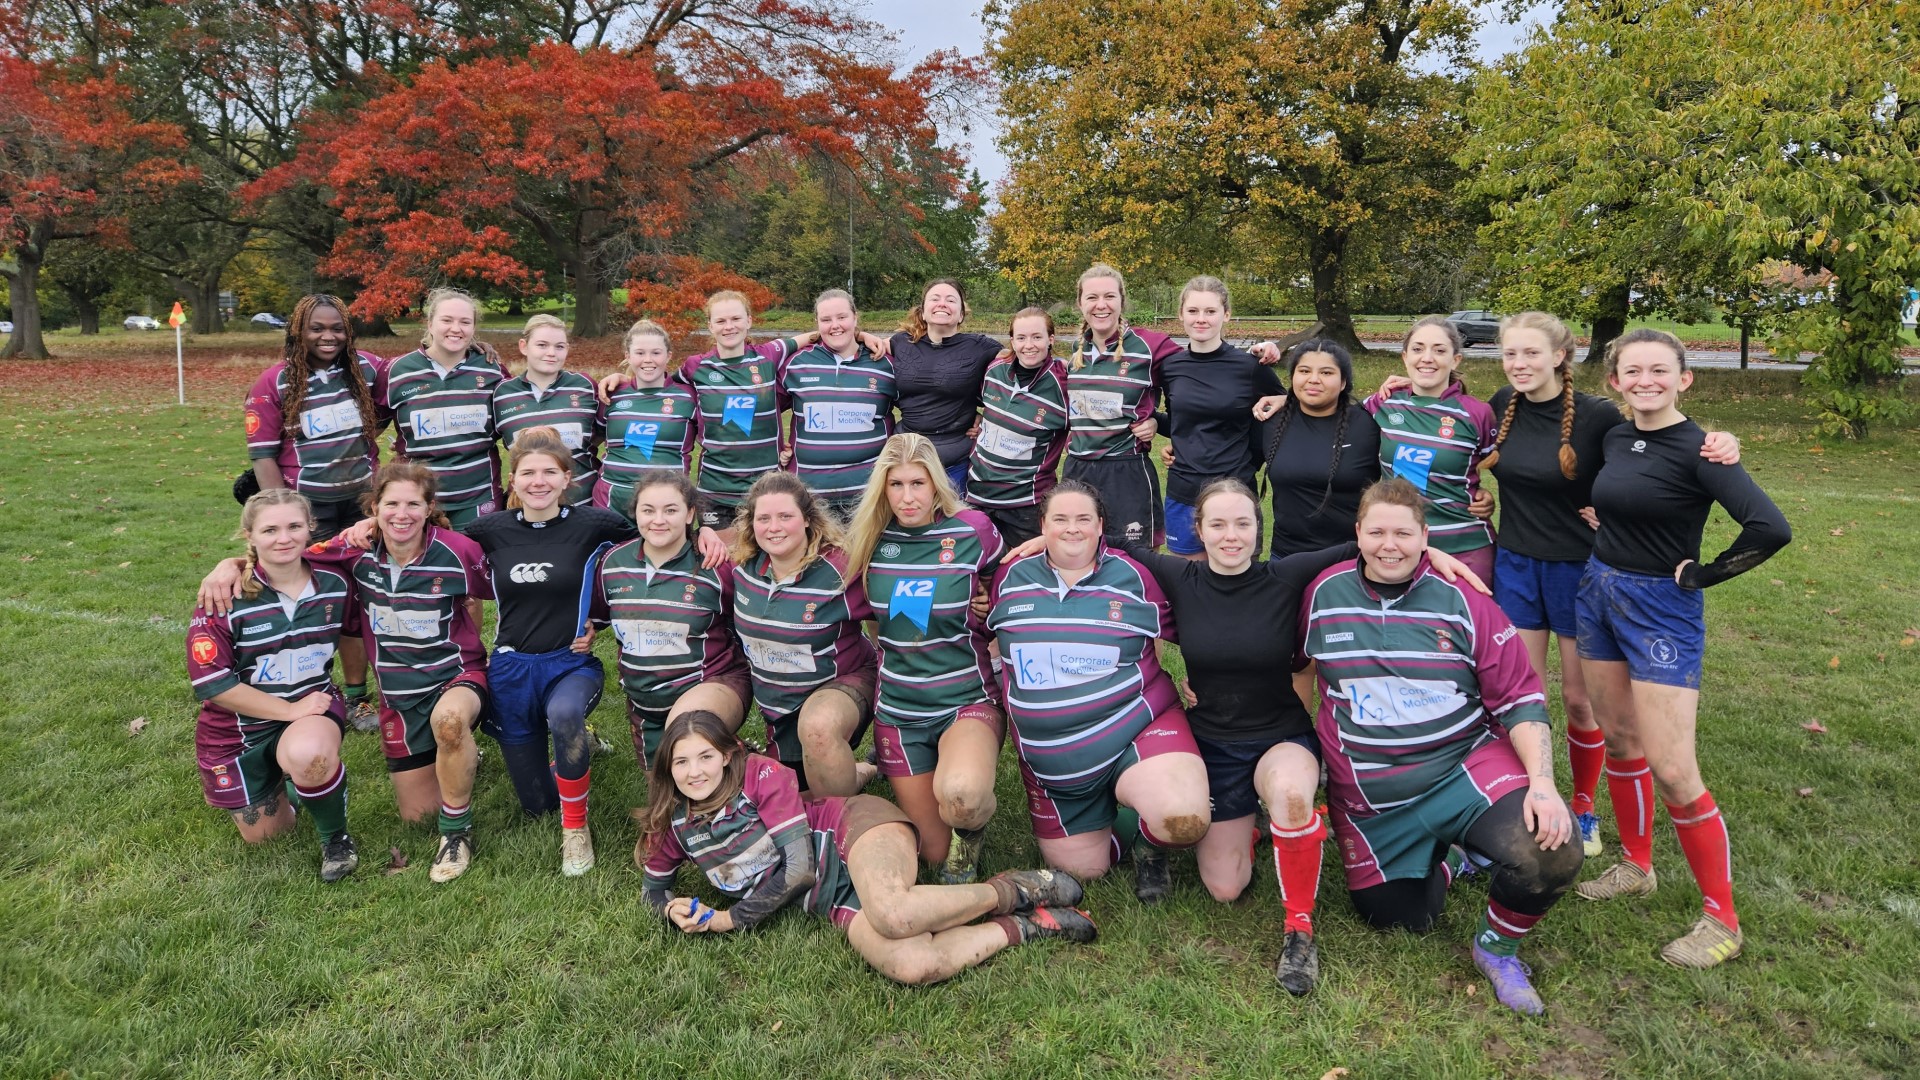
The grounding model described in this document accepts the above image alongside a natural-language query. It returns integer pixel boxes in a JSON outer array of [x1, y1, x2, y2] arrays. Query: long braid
[[1557, 374, 1579, 480], [1314, 398, 1351, 518], [239, 544, 261, 600], [1480, 392, 1523, 472], [282, 294, 378, 450]]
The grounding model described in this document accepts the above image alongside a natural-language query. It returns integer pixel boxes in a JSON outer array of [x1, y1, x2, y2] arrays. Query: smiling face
[[1357, 502, 1427, 584], [303, 304, 348, 366], [1042, 491, 1102, 570], [752, 492, 807, 564], [249, 503, 313, 571], [708, 298, 751, 354], [519, 326, 569, 380], [634, 481, 692, 554], [668, 733, 730, 803], [815, 296, 858, 353], [1501, 326, 1563, 401], [885, 463, 936, 528], [1197, 490, 1258, 573], [1608, 340, 1692, 422], [626, 332, 670, 387], [510, 451, 568, 513], [1402, 323, 1460, 395], [1078, 276, 1123, 341], [376, 480, 430, 549], [1291, 351, 1347, 415], [921, 282, 964, 332], [1180, 290, 1228, 349], [1010, 314, 1053, 367], [428, 298, 476, 359]]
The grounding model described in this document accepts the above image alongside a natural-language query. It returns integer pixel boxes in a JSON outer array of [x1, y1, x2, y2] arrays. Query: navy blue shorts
[[1494, 549, 1585, 637], [1163, 498, 1202, 555], [944, 461, 970, 500], [1194, 731, 1322, 822], [483, 646, 605, 746], [1576, 557, 1705, 689]]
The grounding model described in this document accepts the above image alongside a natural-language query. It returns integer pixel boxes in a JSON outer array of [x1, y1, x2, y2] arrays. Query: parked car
[[124, 315, 162, 331], [250, 312, 287, 328], [1444, 310, 1501, 347], [0, 320, 13, 334]]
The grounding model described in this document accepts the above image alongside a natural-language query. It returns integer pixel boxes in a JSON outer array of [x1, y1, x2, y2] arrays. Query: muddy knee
[[861, 896, 919, 940], [938, 786, 995, 831], [430, 711, 470, 748], [1158, 813, 1209, 847]]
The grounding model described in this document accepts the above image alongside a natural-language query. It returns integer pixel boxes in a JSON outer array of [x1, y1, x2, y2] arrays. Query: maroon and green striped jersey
[[593, 538, 744, 715], [967, 356, 1070, 509], [1364, 383, 1498, 554], [384, 347, 508, 514], [730, 546, 875, 726], [188, 564, 353, 742], [305, 527, 492, 709], [1066, 327, 1178, 460], [674, 342, 798, 510], [865, 510, 1003, 727], [601, 382, 698, 510], [987, 546, 1181, 791], [243, 352, 388, 502], [492, 370, 605, 505], [1300, 556, 1548, 818], [780, 344, 898, 502]]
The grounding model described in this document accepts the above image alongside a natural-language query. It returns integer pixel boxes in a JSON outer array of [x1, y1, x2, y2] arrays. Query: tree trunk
[[351, 314, 395, 339], [2, 246, 50, 360], [1308, 227, 1365, 354], [1583, 281, 1630, 364], [72, 291, 101, 335], [505, 294, 524, 317], [571, 258, 611, 338]]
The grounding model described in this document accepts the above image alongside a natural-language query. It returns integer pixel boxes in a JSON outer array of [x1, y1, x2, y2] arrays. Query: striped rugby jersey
[[1300, 556, 1548, 818], [188, 565, 352, 744], [491, 370, 605, 505], [384, 348, 508, 514], [305, 527, 492, 708], [780, 344, 898, 501], [1365, 384, 1497, 554], [642, 754, 857, 924], [967, 355, 1070, 509], [987, 546, 1181, 792], [1066, 327, 1178, 460], [730, 546, 875, 726], [866, 510, 1004, 727], [593, 538, 743, 715], [243, 352, 388, 501], [601, 382, 698, 506], [674, 341, 799, 509]]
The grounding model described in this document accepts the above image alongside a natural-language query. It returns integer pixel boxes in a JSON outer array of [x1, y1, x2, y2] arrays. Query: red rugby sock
[[1269, 814, 1327, 935], [1605, 756, 1655, 871], [1667, 791, 1737, 932], [1566, 727, 1606, 816], [555, 766, 590, 830]]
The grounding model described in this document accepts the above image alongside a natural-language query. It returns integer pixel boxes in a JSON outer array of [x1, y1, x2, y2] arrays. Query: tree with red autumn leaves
[[256, 2, 987, 336]]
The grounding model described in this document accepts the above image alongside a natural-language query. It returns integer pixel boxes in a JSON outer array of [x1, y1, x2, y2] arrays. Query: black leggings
[[498, 671, 601, 817], [1348, 789, 1583, 932]]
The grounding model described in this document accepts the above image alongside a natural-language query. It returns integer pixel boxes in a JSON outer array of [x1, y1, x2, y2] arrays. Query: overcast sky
[[863, 1, 1555, 194]]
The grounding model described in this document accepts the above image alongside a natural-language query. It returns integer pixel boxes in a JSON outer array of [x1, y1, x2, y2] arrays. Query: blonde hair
[[622, 318, 670, 356], [729, 471, 845, 576], [503, 426, 575, 510], [814, 288, 858, 315], [1484, 311, 1580, 480], [419, 287, 479, 349], [520, 313, 566, 338], [236, 489, 316, 599], [842, 434, 963, 579], [1177, 275, 1230, 312], [706, 290, 752, 317], [1072, 263, 1128, 371]]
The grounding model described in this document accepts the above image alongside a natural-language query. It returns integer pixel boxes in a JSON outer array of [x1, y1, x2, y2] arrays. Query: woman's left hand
[[1468, 489, 1496, 520], [1251, 394, 1288, 421], [696, 527, 730, 570], [1523, 778, 1573, 850], [970, 587, 992, 620], [1000, 535, 1047, 565], [339, 518, 377, 550], [1700, 430, 1741, 465], [1673, 559, 1694, 585], [1425, 547, 1491, 596], [1130, 416, 1158, 441], [668, 897, 732, 934], [859, 331, 891, 358], [570, 626, 596, 654]]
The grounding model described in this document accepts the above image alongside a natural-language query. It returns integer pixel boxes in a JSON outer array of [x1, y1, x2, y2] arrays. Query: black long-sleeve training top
[[1157, 342, 1284, 503]]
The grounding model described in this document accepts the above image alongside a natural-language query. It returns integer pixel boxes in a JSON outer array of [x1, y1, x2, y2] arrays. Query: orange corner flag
[[168, 302, 186, 328]]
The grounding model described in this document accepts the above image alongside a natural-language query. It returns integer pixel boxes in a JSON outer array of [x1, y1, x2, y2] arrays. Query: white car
[[0, 320, 13, 334], [124, 315, 162, 331], [250, 312, 287, 329]]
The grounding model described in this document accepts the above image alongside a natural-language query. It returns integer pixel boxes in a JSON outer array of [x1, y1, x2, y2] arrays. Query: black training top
[[1589, 418, 1790, 588], [1124, 539, 1357, 742], [1157, 343, 1285, 503], [1486, 387, 1626, 562], [1262, 404, 1382, 558], [889, 331, 1001, 468], [466, 505, 637, 652]]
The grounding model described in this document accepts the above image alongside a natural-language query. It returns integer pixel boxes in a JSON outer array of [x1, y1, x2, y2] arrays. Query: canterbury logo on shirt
[[509, 562, 553, 583]]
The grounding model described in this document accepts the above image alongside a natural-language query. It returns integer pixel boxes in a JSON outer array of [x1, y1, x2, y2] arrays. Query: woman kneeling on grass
[[1301, 477, 1580, 1015], [188, 489, 359, 882], [640, 711, 1094, 985]]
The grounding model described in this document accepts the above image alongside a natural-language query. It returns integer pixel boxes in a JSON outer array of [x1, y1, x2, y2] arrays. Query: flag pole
[[169, 301, 186, 404]]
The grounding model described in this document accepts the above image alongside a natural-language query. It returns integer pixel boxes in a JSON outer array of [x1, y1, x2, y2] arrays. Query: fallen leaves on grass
[[770, 1021, 783, 1034], [1902, 629, 1918, 648], [1319, 1071, 1350, 1080], [384, 847, 410, 875], [1802, 720, 1828, 734], [127, 716, 148, 736], [1797, 787, 1815, 797], [1827, 655, 1841, 669]]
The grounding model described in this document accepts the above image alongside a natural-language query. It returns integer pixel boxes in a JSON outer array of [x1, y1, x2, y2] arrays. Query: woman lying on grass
[[638, 710, 1095, 985]]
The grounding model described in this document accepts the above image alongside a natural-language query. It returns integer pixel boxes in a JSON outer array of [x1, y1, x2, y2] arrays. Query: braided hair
[[1264, 339, 1355, 519], [235, 489, 316, 600], [1072, 263, 1128, 372], [1482, 311, 1579, 480], [280, 294, 379, 453]]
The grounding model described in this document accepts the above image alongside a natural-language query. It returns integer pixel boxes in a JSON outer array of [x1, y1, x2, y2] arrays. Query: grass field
[[2, 338, 1918, 1078]]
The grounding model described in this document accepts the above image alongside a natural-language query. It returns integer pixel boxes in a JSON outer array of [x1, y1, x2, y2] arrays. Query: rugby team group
[[187, 267, 1789, 1010]]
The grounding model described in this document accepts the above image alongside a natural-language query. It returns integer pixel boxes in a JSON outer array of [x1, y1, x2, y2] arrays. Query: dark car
[[1444, 310, 1501, 347]]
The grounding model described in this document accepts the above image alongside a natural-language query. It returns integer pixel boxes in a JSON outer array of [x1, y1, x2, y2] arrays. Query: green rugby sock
[[294, 765, 349, 842], [438, 801, 472, 836]]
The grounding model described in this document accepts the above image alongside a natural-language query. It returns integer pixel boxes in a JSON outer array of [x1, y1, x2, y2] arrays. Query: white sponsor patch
[[614, 619, 691, 658], [1344, 676, 1465, 728], [737, 633, 817, 675], [802, 402, 878, 433], [367, 604, 441, 641], [298, 400, 362, 439], [409, 404, 488, 439], [1009, 642, 1121, 690], [706, 833, 781, 892], [547, 422, 587, 450], [1067, 389, 1125, 422], [974, 420, 1037, 459], [1325, 632, 1354, 643], [250, 642, 334, 686]]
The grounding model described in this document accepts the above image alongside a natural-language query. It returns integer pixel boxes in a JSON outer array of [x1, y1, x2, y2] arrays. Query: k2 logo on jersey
[[890, 578, 936, 633], [1392, 444, 1435, 491]]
